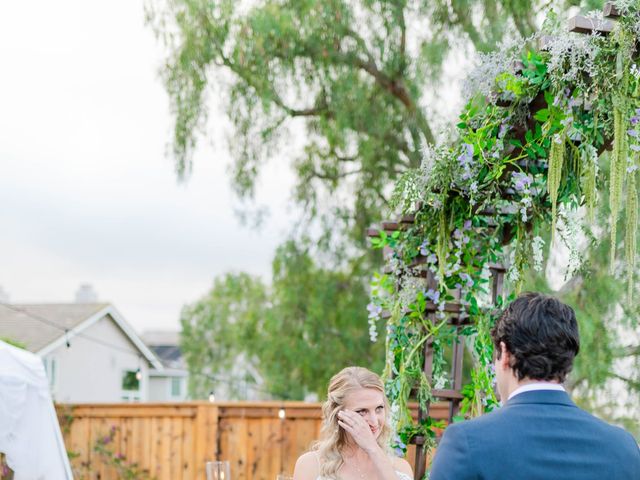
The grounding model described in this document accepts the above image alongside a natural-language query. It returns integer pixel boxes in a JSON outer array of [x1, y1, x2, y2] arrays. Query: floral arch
[[367, 2, 640, 478]]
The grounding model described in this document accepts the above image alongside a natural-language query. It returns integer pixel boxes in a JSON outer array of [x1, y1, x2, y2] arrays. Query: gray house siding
[[44, 315, 150, 403]]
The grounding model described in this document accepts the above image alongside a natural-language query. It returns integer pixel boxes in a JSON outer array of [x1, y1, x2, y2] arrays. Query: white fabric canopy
[[0, 340, 73, 480]]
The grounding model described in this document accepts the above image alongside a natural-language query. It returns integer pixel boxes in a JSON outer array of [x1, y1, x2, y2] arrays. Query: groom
[[429, 292, 640, 479]]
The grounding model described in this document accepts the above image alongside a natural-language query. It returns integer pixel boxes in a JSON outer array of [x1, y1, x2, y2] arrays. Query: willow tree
[[145, 0, 598, 247]]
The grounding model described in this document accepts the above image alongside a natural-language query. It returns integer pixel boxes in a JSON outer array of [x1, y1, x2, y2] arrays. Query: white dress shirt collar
[[508, 382, 566, 401]]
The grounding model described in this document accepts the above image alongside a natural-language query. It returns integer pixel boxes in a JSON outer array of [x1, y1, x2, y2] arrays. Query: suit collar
[[505, 389, 576, 407]]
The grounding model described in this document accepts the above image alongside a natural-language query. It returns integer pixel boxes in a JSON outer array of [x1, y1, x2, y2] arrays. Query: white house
[[141, 330, 189, 401], [0, 303, 163, 403]]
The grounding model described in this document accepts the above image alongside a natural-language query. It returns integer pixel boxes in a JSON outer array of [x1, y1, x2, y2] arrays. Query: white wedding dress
[[316, 471, 412, 480], [313, 452, 413, 480]]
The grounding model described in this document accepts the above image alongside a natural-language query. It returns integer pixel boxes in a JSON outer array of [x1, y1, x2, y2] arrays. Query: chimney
[[75, 284, 98, 303]]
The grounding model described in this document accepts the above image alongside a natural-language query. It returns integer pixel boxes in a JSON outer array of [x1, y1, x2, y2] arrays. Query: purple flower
[[567, 97, 581, 108], [463, 220, 472, 230], [453, 228, 463, 240], [427, 253, 437, 264], [630, 144, 640, 152], [367, 303, 382, 318], [560, 116, 573, 128], [628, 129, 638, 138], [459, 272, 474, 288], [426, 289, 440, 303], [458, 143, 474, 167], [498, 123, 509, 139], [631, 116, 640, 126], [511, 172, 532, 192]]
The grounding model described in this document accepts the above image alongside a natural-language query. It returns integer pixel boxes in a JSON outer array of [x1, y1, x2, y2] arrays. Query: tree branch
[[609, 372, 640, 390], [311, 168, 364, 181], [340, 28, 434, 143], [613, 345, 640, 357]]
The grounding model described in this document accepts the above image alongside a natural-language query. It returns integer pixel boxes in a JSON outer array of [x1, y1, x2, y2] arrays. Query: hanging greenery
[[368, 2, 640, 461]]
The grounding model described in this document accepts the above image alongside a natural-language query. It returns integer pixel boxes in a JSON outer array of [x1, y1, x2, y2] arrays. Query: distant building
[[0, 303, 162, 403], [141, 330, 189, 401], [142, 330, 268, 401]]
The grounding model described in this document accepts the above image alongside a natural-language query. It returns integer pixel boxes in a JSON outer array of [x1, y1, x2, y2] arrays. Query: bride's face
[[342, 387, 386, 438]]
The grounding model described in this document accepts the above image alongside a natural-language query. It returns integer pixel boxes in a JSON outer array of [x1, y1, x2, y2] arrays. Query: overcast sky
[[0, 1, 294, 333]]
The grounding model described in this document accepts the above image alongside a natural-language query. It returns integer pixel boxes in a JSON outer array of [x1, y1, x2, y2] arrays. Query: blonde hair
[[313, 366, 392, 479]]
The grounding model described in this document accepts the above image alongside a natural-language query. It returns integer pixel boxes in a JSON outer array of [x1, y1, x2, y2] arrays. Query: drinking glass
[[206, 460, 231, 480]]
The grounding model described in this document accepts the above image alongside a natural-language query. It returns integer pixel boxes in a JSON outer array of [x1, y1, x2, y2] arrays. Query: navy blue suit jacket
[[429, 390, 640, 479]]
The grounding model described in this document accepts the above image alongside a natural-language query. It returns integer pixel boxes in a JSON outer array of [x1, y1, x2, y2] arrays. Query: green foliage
[[373, 2, 640, 454], [0, 337, 26, 349], [180, 241, 385, 399], [121, 371, 140, 391], [180, 272, 269, 398], [67, 424, 154, 480], [147, 0, 549, 246]]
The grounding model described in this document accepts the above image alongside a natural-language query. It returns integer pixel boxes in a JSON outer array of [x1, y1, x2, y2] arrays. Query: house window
[[121, 370, 141, 402], [171, 377, 182, 398]]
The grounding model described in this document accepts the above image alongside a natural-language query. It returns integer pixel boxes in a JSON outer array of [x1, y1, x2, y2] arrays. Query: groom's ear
[[498, 342, 511, 371]]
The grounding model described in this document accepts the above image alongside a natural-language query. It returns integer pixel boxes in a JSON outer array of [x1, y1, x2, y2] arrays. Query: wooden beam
[[603, 2, 620, 18], [381, 221, 401, 231], [431, 389, 464, 400], [568, 15, 614, 35], [381, 304, 472, 321], [400, 214, 415, 224]]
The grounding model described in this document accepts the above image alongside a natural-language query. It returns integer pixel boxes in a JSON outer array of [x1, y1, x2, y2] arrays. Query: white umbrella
[[0, 340, 73, 479]]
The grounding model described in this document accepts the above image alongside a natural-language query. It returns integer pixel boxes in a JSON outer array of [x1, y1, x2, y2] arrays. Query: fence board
[[57, 402, 448, 479]]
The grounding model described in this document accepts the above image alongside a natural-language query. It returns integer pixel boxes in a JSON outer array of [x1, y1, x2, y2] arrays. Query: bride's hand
[[337, 410, 379, 453]]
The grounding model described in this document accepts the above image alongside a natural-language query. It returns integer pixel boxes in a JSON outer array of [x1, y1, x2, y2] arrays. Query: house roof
[[142, 330, 184, 369], [0, 303, 163, 370], [0, 303, 108, 351]]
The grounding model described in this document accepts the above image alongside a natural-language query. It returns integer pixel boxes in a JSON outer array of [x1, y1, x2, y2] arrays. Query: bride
[[293, 366, 413, 480]]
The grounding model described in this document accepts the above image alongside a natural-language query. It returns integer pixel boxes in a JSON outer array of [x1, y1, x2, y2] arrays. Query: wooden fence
[[57, 402, 448, 480]]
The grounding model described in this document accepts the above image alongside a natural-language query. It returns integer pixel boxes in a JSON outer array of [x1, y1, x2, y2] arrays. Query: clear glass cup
[[206, 460, 231, 480]]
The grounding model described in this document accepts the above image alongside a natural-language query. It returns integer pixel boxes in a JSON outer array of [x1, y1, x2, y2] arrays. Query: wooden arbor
[[366, 218, 505, 480], [367, 3, 625, 479]]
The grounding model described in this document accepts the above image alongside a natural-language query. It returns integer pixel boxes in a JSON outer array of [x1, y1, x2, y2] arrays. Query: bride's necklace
[[345, 452, 368, 480]]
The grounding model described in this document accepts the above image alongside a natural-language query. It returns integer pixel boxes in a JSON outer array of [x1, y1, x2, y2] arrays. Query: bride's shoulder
[[294, 451, 321, 480], [390, 455, 413, 479]]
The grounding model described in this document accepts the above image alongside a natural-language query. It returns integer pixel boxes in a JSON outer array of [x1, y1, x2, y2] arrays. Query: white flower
[[532, 236, 545, 272], [419, 136, 436, 179], [433, 375, 447, 390], [368, 317, 378, 343]]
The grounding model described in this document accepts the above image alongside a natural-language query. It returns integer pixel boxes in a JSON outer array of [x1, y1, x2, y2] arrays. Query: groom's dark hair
[[491, 292, 580, 382]]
